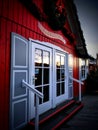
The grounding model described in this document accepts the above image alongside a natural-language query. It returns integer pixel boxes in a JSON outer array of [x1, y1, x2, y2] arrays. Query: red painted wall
[[0, 0, 81, 129]]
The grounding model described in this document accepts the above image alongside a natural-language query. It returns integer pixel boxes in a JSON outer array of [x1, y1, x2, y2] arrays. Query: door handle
[[32, 76, 37, 85]]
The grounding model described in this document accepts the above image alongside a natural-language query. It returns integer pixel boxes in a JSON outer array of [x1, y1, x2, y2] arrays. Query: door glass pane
[[61, 69, 65, 81], [34, 48, 51, 104], [43, 85, 49, 102], [56, 53, 66, 97], [43, 51, 50, 67], [56, 69, 60, 82], [35, 68, 42, 86], [61, 82, 65, 94], [61, 56, 64, 68], [43, 68, 49, 84], [35, 49, 42, 66], [56, 55, 60, 68], [69, 71, 73, 84], [36, 87, 42, 104], [57, 83, 60, 96]]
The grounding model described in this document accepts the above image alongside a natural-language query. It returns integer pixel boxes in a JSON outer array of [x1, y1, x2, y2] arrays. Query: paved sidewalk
[[61, 94, 98, 130]]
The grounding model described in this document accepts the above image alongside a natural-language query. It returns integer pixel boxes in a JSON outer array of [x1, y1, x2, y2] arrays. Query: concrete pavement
[[61, 94, 98, 130]]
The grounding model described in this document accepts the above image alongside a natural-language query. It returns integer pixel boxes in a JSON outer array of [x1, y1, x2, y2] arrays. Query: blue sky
[[74, 0, 98, 58]]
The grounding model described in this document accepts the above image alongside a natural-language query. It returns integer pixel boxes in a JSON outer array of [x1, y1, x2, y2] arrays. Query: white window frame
[[79, 59, 88, 81]]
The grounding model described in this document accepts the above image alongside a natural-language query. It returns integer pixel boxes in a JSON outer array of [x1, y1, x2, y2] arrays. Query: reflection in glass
[[43, 51, 50, 67], [43, 68, 49, 84], [61, 69, 65, 81], [35, 49, 42, 66], [36, 87, 42, 104], [61, 56, 64, 68], [57, 83, 60, 96], [43, 85, 49, 102], [56, 53, 66, 97], [56, 69, 60, 81], [56, 55, 60, 68], [69, 54, 73, 68], [69, 71, 73, 84], [35, 68, 42, 86], [61, 82, 65, 94]]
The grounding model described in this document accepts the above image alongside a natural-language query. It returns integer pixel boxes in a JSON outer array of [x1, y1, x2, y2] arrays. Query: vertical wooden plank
[[2, 0, 9, 17], [0, 17, 2, 130], [4, 18, 9, 130], [0, 0, 3, 16], [17, 24, 22, 35], [22, 5, 27, 27], [8, 0, 14, 20], [12, 22, 17, 33], [25, 29, 29, 39], [13, 0, 19, 23], [29, 30, 33, 39], [27, 12, 31, 29], [0, 18, 6, 130], [18, 0, 23, 25], [21, 27, 26, 38], [30, 17, 34, 31]]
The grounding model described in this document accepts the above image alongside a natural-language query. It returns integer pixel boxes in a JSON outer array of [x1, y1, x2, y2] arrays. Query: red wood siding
[[0, 0, 80, 130], [73, 56, 80, 97]]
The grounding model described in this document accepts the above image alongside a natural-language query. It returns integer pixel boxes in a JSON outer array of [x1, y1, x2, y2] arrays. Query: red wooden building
[[0, 0, 89, 130]]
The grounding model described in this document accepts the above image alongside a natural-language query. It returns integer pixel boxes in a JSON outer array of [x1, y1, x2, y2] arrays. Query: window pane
[[61, 56, 64, 68], [56, 83, 60, 96], [56, 69, 60, 82], [61, 82, 65, 94], [61, 69, 65, 81], [43, 85, 49, 102], [43, 68, 49, 84], [43, 51, 50, 67], [35, 87, 42, 104], [35, 68, 42, 86], [35, 49, 42, 66], [56, 55, 60, 68]]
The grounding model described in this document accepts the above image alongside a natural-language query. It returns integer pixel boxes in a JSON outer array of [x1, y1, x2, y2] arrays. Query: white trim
[[79, 58, 87, 81], [12, 70, 27, 99], [12, 98, 27, 130], [68, 54, 73, 99], [29, 38, 69, 54], [29, 39, 69, 118], [55, 51, 68, 105], [30, 42, 53, 118], [13, 35, 28, 68]]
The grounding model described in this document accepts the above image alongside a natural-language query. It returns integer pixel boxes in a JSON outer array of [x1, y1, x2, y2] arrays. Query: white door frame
[[29, 41, 53, 119], [29, 39, 69, 119], [54, 51, 68, 105]]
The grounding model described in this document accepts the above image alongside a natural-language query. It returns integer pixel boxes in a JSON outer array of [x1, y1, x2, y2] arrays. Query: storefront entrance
[[10, 33, 71, 129], [30, 41, 68, 119]]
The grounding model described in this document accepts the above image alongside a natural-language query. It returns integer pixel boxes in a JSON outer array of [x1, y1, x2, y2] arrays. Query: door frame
[[29, 41, 53, 119], [29, 39, 69, 119], [54, 51, 68, 105]]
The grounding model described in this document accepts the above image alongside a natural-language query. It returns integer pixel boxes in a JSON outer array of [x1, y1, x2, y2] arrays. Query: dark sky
[[74, 0, 98, 58]]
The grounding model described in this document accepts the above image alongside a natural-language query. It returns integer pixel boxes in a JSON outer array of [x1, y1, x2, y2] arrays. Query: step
[[52, 103, 83, 130], [27, 100, 83, 130]]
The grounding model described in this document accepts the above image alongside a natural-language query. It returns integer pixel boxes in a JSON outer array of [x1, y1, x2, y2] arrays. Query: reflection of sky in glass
[[35, 49, 50, 65], [61, 56, 64, 66], [35, 49, 42, 63], [43, 51, 50, 65]]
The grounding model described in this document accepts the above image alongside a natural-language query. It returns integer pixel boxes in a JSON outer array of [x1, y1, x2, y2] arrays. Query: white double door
[[29, 42, 68, 119]]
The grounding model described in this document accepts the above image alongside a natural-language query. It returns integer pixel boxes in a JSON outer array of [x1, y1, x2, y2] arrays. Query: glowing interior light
[[56, 55, 60, 66], [69, 54, 73, 67]]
